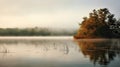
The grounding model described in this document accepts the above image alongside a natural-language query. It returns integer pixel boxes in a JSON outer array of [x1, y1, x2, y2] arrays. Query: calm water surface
[[0, 36, 119, 67]]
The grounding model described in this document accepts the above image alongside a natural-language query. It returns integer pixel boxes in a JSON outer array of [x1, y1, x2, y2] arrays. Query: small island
[[74, 8, 120, 39]]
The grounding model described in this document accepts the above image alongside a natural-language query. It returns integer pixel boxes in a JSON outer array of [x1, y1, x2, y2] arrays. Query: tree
[[74, 8, 120, 38]]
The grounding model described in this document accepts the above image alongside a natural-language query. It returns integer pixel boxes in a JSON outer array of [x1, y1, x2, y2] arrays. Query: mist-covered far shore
[[0, 27, 77, 36]]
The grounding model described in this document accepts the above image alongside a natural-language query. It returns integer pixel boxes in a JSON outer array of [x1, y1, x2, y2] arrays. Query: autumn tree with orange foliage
[[74, 8, 120, 38]]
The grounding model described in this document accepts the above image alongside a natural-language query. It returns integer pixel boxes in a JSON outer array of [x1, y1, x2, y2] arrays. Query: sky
[[0, 0, 120, 29]]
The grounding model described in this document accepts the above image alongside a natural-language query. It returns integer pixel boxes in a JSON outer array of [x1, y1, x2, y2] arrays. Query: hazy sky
[[0, 0, 119, 29]]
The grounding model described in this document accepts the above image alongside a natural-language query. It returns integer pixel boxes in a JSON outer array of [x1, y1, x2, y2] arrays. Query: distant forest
[[0, 27, 77, 36]]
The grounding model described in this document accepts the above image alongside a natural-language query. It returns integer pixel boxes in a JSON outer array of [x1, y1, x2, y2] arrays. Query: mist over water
[[0, 37, 119, 67]]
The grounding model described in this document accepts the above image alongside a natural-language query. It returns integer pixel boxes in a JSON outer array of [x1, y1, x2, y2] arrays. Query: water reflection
[[75, 39, 120, 66], [0, 38, 81, 67], [0, 39, 75, 55], [0, 37, 119, 67]]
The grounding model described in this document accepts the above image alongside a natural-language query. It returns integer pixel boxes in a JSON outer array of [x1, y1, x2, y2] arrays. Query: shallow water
[[0, 37, 119, 67]]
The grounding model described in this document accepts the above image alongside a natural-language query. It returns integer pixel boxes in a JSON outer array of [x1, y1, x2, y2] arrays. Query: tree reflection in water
[[75, 39, 120, 66]]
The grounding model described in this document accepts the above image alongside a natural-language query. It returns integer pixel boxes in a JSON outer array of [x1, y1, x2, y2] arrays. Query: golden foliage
[[74, 8, 118, 39]]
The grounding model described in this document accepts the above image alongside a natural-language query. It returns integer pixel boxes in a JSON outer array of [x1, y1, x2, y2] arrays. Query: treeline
[[0, 27, 76, 36]]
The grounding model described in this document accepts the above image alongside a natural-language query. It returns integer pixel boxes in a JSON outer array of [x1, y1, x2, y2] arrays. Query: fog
[[0, 0, 119, 29]]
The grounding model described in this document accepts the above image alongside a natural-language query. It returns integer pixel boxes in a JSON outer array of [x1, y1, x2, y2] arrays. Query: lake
[[0, 36, 119, 67]]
